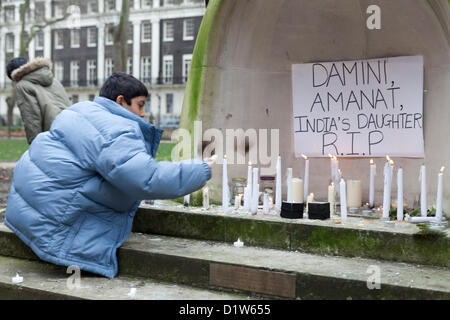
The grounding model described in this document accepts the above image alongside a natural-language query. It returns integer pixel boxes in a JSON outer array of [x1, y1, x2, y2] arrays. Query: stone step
[[1, 223, 449, 300], [133, 201, 450, 268], [0, 255, 252, 300]]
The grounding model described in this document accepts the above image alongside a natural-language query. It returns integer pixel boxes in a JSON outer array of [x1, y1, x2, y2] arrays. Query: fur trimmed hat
[[8, 57, 53, 82]]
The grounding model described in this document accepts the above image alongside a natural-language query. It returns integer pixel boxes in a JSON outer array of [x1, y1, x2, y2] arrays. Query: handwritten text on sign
[[292, 56, 424, 158]]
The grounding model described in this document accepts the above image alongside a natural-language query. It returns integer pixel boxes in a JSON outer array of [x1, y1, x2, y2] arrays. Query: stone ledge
[[1, 223, 448, 300], [133, 201, 450, 268]]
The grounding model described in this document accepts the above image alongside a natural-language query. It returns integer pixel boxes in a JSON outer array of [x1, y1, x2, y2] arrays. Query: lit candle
[[328, 182, 335, 216], [347, 180, 362, 208], [397, 168, 403, 221], [420, 165, 427, 217], [369, 159, 376, 208], [436, 167, 445, 222], [251, 167, 259, 214], [286, 168, 293, 202], [247, 161, 253, 199], [275, 156, 282, 212], [334, 156, 340, 186], [292, 178, 304, 203], [302, 155, 309, 202], [222, 156, 229, 210], [382, 157, 392, 220], [340, 179, 347, 220], [202, 187, 209, 210]]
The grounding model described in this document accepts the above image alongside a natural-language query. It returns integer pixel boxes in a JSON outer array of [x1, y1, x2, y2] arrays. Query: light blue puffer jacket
[[5, 96, 211, 278]]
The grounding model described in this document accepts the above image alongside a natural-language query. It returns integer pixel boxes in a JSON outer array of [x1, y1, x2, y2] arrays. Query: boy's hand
[[204, 155, 218, 169]]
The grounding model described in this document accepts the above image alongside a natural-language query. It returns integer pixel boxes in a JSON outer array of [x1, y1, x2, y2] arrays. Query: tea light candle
[[234, 238, 244, 248], [12, 273, 23, 284], [292, 178, 304, 203]]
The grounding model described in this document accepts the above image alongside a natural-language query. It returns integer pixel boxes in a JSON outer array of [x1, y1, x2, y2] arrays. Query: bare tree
[[113, 0, 130, 72], [5, 0, 70, 138]]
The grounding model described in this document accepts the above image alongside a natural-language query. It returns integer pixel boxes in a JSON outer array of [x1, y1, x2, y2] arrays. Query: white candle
[[307, 193, 315, 203], [397, 168, 404, 221], [420, 165, 427, 217], [302, 155, 309, 202], [436, 167, 445, 222], [263, 193, 269, 214], [369, 159, 376, 208], [243, 186, 250, 211], [222, 156, 229, 209], [328, 183, 335, 216], [275, 156, 282, 212], [247, 161, 253, 199], [184, 194, 190, 207], [334, 157, 340, 185], [286, 168, 293, 202], [251, 168, 259, 214], [202, 187, 209, 210], [347, 180, 362, 208], [292, 178, 304, 203], [382, 160, 391, 219], [340, 179, 347, 220], [234, 195, 242, 210]]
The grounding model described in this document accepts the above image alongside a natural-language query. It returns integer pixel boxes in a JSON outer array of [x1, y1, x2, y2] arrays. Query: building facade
[[0, 0, 205, 125]]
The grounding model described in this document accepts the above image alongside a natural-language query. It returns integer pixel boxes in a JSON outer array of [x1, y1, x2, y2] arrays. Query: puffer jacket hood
[[11, 57, 53, 87]]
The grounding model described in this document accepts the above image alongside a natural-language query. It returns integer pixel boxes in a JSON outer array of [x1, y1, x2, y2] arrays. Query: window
[[141, 57, 151, 84], [87, 60, 97, 86], [105, 0, 116, 12], [35, 31, 44, 50], [54, 30, 64, 49], [87, 1, 98, 14], [128, 24, 133, 44], [163, 21, 174, 42], [166, 93, 173, 114], [105, 25, 114, 45], [35, 6, 45, 22], [71, 29, 80, 48], [105, 58, 114, 78], [87, 27, 97, 47], [144, 95, 151, 114], [163, 55, 173, 84], [183, 19, 195, 41], [4, 7, 15, 23], [182, 54, 192, 83], [6, 34, 14, 53], [127, 58, 133, 75], [54, 62, 64, 82], [70, 61, 79, 87], [164, 0, 175, 6], [141, 22, 151, 43], [141, 0, 152, 8], [54, 3, 64, 18]]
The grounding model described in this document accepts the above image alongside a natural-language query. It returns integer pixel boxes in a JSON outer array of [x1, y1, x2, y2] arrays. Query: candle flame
[[440, 166, 445, 174], [302, 154, 308, 160], [333, 156, 338, 161], [338, 169, 342, 176], [328, 154, 333, 158], [389, 160, 394, 166], [248, 161, 252, 166], [370, 159, 374, 165], [386, 155, 391, 162]]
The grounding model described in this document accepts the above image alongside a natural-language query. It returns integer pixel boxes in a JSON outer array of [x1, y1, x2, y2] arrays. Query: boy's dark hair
[[6, 57, 28, 80], [99, 72, 148, 105]]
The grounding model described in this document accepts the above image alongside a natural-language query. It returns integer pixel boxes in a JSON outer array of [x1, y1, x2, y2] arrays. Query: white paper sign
[[292, 56, 424, 158]]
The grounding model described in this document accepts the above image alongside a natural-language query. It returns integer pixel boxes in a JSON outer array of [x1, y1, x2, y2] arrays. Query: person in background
[[6, 57, 70, 144]]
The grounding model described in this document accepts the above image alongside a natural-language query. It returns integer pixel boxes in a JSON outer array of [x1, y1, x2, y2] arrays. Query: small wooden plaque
[[209, 263, 296, 298]]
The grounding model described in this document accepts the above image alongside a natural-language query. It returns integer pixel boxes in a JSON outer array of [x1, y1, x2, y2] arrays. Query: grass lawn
[[0, 138, 175, 162]]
